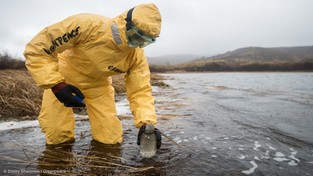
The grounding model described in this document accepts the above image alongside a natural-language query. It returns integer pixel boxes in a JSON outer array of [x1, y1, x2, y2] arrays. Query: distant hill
[[149, 46, 313, 72], [147, 54, 201, 65], [192, 46, 313, 63]]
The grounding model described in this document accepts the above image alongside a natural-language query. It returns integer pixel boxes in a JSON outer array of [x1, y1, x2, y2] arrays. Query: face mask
[[126, 25, 156, 48]]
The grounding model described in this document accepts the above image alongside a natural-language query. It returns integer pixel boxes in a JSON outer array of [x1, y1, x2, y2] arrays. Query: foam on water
[[288, 160, 298, 166], [262, 150, 271, 159], [289, 148, 299, 162], [254, 156, 261, 161], [253, 141, 261, 151], [274, 158, 289, 162], [237, 155, 246, 159], [287, 148, 300, 166], [265, 150, 270, 155], [275, 152, 285, 157], [268, 145, 277, 150], [271, 149, 301, 166], [242, 161, 258, 175]]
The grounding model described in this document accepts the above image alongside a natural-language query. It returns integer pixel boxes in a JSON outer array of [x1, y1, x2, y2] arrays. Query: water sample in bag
[[140, 124, 157, 158]]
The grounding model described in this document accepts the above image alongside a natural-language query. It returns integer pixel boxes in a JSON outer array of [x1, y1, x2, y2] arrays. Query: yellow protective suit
[[23, 3, 162, 145]]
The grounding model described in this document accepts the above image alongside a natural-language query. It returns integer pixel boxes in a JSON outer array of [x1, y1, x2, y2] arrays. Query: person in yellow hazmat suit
[[23, 3, 162, 149]]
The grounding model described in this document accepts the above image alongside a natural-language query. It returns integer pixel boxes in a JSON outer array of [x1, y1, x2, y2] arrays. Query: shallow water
[[1, 72, 313, 175], [160, 72, 313, 176]]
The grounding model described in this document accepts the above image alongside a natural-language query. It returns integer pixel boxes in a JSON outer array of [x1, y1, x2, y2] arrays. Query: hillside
[[150, 46, 313, 72], [194, 46, 313, 63]]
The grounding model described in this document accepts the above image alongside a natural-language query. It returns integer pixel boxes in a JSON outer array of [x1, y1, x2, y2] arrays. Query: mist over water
[[0, 72, 313, 175]]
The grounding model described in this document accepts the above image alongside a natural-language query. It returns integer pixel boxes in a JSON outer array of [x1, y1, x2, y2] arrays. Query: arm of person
[[125, 49, 157, 128], [23, 14, 94, 89]]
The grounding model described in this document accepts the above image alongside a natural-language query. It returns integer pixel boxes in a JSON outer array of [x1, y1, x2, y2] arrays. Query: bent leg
[[39, 89, 75, 145], [84, 83, 123, 144]]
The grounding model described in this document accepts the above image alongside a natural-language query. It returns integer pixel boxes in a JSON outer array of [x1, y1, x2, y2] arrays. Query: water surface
[[1, 72, 313, 175]]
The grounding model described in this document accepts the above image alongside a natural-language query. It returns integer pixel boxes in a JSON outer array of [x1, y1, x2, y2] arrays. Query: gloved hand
[[137, 124, 162, 149], [51, 82, 86, 107]]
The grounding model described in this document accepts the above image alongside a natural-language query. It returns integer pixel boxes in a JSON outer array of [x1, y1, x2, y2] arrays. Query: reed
[[0, 70, 168, 119], [0, 70, 42, 119]]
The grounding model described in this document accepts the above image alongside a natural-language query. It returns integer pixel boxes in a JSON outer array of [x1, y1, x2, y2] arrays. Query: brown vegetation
[[180, 60, 313, 72], [150, 59, 313, 73], [0, 52, 25, 69], [150, 74, 169, 88], [0, 70, 168, 119], [0, 70, 42, 119]]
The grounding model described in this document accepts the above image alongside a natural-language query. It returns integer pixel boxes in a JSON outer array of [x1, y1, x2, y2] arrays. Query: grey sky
[[0, 0, 312, 59]]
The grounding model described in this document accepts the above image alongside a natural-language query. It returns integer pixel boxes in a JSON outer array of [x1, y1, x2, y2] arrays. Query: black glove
[[137, 124, 162, 149], [51, 82, 85, 107]]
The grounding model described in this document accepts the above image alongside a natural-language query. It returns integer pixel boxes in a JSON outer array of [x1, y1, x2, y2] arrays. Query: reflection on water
[[37, 141, 124, 174], [1, 72, 313, 175]]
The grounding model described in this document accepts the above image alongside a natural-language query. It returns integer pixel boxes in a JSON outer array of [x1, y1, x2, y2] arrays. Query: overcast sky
[[0, 0, 312, 59]]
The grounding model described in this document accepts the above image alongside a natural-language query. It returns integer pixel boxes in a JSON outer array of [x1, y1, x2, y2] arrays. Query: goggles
[[126, 26, 156, 48], [125, 7, 157, 48]]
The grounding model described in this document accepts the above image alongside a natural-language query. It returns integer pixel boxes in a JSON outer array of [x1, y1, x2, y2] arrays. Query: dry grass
[[151, 74, 169, 88], [111, 74, 126, 95], [0, 70, 43, 119], [0, 70, 168, 119]]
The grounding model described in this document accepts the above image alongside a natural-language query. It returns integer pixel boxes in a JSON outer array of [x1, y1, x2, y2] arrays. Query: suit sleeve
[[23, 15, 92, 89], [125, 49, 157, 128]]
